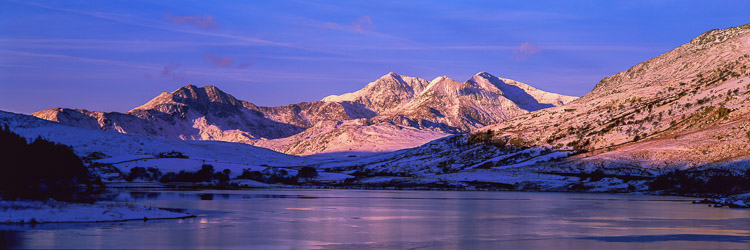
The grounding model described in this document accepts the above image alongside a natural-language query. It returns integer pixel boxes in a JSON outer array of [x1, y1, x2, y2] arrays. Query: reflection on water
[[578, 234, 750, 243], [129, 191, 161, 200], [5, 189, 750, 249]]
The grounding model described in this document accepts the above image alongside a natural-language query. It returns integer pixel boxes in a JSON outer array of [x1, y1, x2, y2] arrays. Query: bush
[[159, 164, 220, 183], [649, 169, 750, 195], [297, 167, 318, 180], [125, 167, 162, 182], [238, 170, 263, 181], [587, 169, 606, 182], [468, 130, 495, 144], [156, 151, 188, 158], [0, 124, 101, 200]]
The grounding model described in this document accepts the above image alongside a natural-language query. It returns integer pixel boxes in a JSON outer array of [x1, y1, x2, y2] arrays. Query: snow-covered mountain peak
[[430, 75, 450, 84], [171, 84, 240, 106], [468, 72, 578, 110], [321, 72, 429, 113], [130, 84, 242, 114], [385, 71, 400, 77]]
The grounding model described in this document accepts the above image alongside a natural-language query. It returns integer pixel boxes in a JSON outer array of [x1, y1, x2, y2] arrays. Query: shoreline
[[102, 183, 750, 208], [0, 200, 195, 224]]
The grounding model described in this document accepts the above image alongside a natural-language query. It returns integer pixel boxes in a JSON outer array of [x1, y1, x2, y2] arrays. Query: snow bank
[[230, 179, 272, 188], [0, 201, 192, 224]]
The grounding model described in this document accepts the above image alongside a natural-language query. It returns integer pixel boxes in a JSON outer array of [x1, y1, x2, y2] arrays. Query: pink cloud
[[203, 53, 253, 69], [512, 42, 541, 61], [204, 54, 234, 67], [161, 63, 187, 80], [161, 63, 180, 75], [352, 16, 374, 33], [235, 62, 254, 69], [323, 22, 340, 30], [165, 14, 218, 29], [298, 16, 375, 34]]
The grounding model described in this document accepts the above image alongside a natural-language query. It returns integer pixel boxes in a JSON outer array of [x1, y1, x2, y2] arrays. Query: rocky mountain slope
[[482, 23, 750, 169], [33, 72, 575, 155]]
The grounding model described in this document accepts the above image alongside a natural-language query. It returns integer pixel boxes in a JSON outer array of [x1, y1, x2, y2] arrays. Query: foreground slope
[[482, 23, 750, 168]]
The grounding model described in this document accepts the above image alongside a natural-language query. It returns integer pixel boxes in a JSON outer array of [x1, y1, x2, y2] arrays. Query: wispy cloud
[[161, 62, 180, 75], [17, 2, 291, 47], [0, 49, 159, 70], [0, 49, 193, 81], [203, 54, 233, 67], [352, 16, 375, 33], [0, 38, 259, 51], [0, 49, 355, 84], [203, 53, 254, 68], [161, 63, 187, 81], [165, 14, 218, 29], [330, 43, 663, 52], [512, 42, 541, 61], [299, 16, 376, 34]]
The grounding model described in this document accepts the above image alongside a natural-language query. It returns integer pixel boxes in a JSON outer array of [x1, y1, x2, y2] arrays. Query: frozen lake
[[3, 189, 750, 249]]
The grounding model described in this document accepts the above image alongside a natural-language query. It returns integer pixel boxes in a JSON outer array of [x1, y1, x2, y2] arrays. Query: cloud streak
[[0, 49, 159, 70], [512, 42, 542, 61], [161, 62, 187, 81], [299, 16, 376, 33], [352, 16, 375, 33], [165, 14, 218, 29], [203, 54, 233, 67], [203, 54, 253, 69], [17, 2, 291, 47]]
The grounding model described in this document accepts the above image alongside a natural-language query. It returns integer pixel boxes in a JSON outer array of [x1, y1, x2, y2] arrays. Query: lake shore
[[0, 200, 194, 224]]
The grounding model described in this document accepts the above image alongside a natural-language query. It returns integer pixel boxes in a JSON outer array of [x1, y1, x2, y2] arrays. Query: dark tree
[[297, 167, 319, 180], [0, 124, 100, 200]]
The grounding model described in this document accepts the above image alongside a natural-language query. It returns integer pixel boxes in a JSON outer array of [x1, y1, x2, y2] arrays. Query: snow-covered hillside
[[253, 119, 451, 156], [0, 111, 317, 168]]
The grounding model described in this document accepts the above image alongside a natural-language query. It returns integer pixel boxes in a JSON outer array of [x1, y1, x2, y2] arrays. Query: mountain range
[[9, 23, 750, 193], [316, 23, 750, 189], [33, 72, 576, 155]]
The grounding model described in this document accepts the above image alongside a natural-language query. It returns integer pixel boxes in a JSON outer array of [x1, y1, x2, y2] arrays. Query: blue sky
[[1, 0, 749, 114]]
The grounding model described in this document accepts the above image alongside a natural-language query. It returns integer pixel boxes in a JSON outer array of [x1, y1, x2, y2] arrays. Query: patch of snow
[[0, 200, 191, 224]]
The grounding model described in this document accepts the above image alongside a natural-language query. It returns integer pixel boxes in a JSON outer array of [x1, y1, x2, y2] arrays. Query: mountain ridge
[[33, 72, 576, 155]]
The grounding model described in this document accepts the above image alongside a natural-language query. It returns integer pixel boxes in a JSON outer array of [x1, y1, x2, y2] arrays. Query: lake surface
[[3, 189, 750, 249]]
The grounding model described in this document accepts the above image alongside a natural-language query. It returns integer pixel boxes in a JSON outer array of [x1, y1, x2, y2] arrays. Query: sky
[[1, 0, 749, 114]]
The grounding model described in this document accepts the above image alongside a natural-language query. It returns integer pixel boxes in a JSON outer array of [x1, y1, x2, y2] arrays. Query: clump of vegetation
[[297, 167, 318, 181], [650, 169, 750, 195], [468, 129, 506, 146], [156, 151, 188, 159], [125, 167, 162, 182], [0, 124, 102, 200], [566, 138, 591, 153], [159, 164, 231, 184], [507, 137, 527, 147], [237, 168, 298, 184]]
